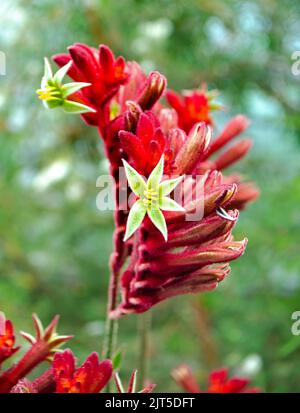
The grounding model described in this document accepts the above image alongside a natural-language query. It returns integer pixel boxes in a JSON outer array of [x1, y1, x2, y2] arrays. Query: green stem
[[103, 316, 118, 361], [138, 311, 152, 389], [103, 297, 118, 393], [102, 235, 123, 392]]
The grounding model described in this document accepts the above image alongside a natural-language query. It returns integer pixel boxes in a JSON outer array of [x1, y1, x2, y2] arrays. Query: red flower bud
[[138, 71, 167, 110], [174, 122, 211, 175], [214, 139, 252, 170], [205, 115, 250, 157]]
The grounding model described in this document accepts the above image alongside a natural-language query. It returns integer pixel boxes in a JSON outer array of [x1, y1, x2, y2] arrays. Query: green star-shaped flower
[[123, 155, 185, 241], [36, 58, 96, 114]]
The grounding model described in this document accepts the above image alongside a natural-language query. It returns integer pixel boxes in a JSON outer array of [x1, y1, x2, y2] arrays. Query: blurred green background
[[1, 0, 300, 392]]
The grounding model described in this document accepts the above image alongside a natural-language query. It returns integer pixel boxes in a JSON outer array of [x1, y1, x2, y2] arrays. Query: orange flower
[[166, 87, 220, 133], [53, 349, 112, 393], [0, 312, 20, 364], [0, 313, 72, 393], [172, 364, 260, 393]]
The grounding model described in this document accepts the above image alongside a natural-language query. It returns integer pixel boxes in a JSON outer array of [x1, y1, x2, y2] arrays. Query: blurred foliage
[[0, 0, 300, 392]]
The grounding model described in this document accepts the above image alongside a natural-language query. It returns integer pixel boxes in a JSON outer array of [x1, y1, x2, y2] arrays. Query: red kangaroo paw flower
[[53, 349, 112, 393], [0, 314, 72, 393], [171, 364, 201, 393], [48, 43, 259, 319], [172, 365, 261, 393], [166, 87, 218, 133]]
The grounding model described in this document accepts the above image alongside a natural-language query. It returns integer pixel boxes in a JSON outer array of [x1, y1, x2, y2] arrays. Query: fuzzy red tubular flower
[[166, 89, 259, 207], [52, 349, 112, 393], [195, 115, 259, 208], [172, 365, 260, 393], [0, 312, 20, 364], [112, 170, 247, 317], [110, 121, 248, 316]]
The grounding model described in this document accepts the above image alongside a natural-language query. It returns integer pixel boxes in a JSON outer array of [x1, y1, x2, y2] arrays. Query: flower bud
[[205, 115, 250, 157], [214, 139, 252, 170], [138, 71, 167, 110], [174, 123, 211, 175]]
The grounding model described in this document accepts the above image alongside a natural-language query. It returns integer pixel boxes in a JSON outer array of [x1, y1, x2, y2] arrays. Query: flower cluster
[[53, 44, 129, 127], [1, 312, 157, 393], [1, 312, 262, 393], [0, 312, 113, 393], [41, 43, 259, 318], [172, 364, 260, 393]]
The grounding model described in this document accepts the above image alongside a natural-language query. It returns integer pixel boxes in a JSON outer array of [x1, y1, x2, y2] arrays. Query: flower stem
[[103, 281, 118, 393], [103, 221, 128, 391], [101, 158, 128, 390], [103, 316, 118, 361], [138, 311, 152, 389], [102, 250, 120, 392]]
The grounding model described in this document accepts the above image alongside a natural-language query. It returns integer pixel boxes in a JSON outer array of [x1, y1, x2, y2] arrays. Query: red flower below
[[53, 349, 112, 393], [0, 312, 20, 364], [0, 313, 72, 393], [172, 364, 260, 393]]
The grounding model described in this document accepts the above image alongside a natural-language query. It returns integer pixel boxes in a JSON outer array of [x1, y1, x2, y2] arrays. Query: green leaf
[[112, 351, 122, 370], [61, 82, 91, 98], [124, 200, 147, 241], [62, 100, 96, 114], [147, 207, 168, 241], [54, 60, 72, 84], [122, 159, 147, 197], [159, 175, 184, 196], [147, 155, 164, 191], [41, 57, 53, 88], [159, 196, 185, 211]]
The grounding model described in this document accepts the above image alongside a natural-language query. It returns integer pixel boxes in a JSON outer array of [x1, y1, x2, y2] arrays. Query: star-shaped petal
[[123, 155, 185, 241], [36, 58, 96, 114]]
